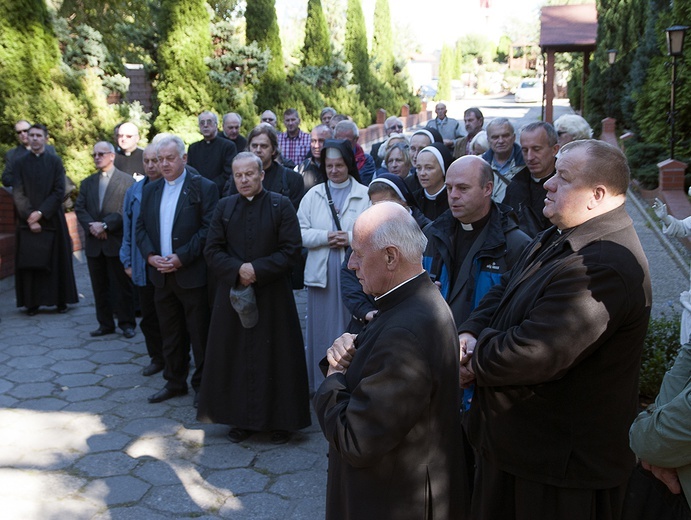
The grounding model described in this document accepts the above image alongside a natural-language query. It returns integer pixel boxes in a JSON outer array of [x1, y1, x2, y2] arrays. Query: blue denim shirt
[[119, 178, 148, 287]]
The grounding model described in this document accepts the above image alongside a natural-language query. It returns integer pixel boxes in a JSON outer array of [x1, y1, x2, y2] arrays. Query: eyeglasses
[[92, 152, 113, 158], [199, 119, 215, 126], [16, 129, 29, 135], [261, 118, 275, 123], [390, 125, 403, 130]]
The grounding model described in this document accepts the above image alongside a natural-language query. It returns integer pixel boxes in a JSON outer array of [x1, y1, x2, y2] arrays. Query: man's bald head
[[117, 122, 140, 153], [348, 202, 427, 297], [445, 155, 493, 224]]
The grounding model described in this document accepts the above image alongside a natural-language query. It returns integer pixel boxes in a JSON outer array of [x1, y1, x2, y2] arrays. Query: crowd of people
[[2, 103, 688, 519]]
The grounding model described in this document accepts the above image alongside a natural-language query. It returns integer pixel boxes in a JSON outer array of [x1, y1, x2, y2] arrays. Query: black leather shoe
[[193, 392, 200, 408], [227, 428, 253, 443], [122, 327, 136, 339], [90, 327, 116, 337], [148, 387, 188, 403], [142, 363, 164, 377], [56, 305, 68, 314], [270, 430, 292, 445], [26, 307, 39, 316]]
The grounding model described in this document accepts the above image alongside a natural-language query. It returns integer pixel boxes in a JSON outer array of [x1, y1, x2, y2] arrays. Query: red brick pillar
[[600, 117, 618, 147], [658, 159, 688, 191], [376, 109, 387, 125]]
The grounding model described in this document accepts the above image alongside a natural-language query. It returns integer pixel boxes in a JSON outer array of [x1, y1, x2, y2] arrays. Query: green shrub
[[640, 313, 682, 398], [625, 140, 667, 189]]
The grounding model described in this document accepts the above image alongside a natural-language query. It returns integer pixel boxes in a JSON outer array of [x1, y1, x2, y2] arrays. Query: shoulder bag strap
[[323, 182, 342, 231]]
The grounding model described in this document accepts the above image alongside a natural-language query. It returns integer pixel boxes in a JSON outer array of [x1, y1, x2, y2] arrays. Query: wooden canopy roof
[[540, 4, 598, 53]]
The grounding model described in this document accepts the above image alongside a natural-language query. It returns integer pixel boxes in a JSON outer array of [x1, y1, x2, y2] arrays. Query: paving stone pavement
[[0, 263, 327, 519], [0, 190, 687, 519]]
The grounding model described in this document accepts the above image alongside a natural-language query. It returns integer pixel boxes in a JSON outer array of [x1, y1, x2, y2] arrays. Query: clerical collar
[[166, 169, 186, 187], [459, 211, 491, 232], [328, 177, 351, 189], [424, 185, 446, 199], [101, 166, 115, 177], [374, 271, 425, 301]]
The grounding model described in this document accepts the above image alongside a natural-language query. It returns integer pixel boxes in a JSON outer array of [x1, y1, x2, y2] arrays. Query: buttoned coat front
[[313, 273, 465, 520]]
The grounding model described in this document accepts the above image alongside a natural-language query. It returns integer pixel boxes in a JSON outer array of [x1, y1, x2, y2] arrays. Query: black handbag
[[16, 227, 55, 270]]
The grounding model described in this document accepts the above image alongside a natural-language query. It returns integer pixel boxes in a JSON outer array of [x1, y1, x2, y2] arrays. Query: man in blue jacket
[[423, 155, 530, 344], [120, 143, 164, 376]]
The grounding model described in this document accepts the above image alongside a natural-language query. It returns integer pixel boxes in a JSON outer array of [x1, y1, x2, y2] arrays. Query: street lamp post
[[607, 49, 617, 117], [666, 25, 689, 160]]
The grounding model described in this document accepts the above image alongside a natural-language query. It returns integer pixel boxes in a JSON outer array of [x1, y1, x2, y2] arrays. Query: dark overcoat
[[136, 170, 219, 289], [313, 273, 465, 520], [461, 205, 652, 490], [12, 152, 78, 308], [197, 190, 311, 431]]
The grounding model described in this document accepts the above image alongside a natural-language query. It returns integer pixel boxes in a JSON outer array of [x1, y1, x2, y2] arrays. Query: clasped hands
[[88, 221, 108, 240], [27, 210, 42, 233], [148, 253, 182, 273], [328, 231, 349, 249], [459, 332, 477, 388], [326, 333, 357, 376], [641, 460, 682, 495]]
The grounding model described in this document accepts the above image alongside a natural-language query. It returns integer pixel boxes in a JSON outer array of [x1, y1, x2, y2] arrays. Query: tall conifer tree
[[371, 0, 394, 80], [154, 0, 214, 141], [0, 0, 104, 183], [245, 0, 285, 110], [302, 0, 331, 68], [345, 0, 370, 87]]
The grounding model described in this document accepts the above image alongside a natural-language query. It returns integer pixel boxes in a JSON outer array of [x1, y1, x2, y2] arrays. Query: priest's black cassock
[[197, 189, 311, 432], [12, 152, 78, 309]]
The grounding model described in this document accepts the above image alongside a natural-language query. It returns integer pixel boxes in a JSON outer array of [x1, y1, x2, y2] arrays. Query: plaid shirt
[[278, 129, 311, 165]]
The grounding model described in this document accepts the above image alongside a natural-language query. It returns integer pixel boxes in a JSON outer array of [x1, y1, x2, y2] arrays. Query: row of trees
[[0, 0, 420, 185], [572, 0, 690, 170]]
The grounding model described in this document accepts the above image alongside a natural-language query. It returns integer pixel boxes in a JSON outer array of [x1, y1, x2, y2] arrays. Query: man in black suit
[[221, 112, 247, 152], [75, 141, 136, 337], [136, 135, 219, 405], [313, 202, 464, 520], [187, 111, 237, 193]]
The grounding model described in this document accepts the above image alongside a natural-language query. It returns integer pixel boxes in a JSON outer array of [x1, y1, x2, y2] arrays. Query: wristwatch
[[102, 222, 108, 230]]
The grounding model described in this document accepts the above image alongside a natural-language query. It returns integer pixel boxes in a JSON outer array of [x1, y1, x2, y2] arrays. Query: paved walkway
[[0, 190, 687, 519]]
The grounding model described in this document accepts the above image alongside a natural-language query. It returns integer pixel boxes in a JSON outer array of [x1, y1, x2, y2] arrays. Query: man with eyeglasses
[[187, 111, 237, 193], [75, 141, 136, 338], [260, 110, 278, 127], [370, 116, 404, 170], [3, 120, 56, 187], [114, 122, 145, 178]]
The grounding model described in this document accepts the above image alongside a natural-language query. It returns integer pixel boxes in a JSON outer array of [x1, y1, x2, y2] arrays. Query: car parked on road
[[514, 78, 543, 103]]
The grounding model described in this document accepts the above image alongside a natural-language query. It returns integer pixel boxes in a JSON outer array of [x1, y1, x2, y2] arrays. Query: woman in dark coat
[[197, 152, 310, 444], [12, 124, 78, 314]]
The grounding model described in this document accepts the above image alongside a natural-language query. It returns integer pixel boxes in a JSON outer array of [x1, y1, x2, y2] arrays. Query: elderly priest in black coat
[[197, 152, 310, 445], [313, 201, 464, 520]]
